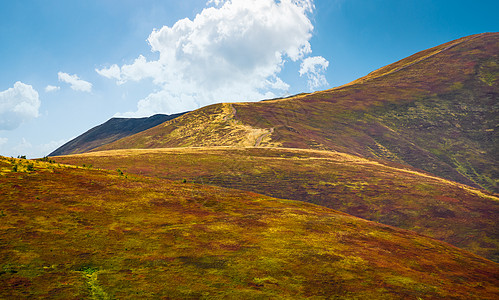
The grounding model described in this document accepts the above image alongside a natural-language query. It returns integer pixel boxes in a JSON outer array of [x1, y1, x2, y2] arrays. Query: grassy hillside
[[1, 156, 498, 299], [53, 147, 499, 263], [94, 33, 499, 192]]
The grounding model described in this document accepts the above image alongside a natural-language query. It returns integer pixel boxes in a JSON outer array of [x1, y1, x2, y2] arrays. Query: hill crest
[[92, 32, 499, 192]]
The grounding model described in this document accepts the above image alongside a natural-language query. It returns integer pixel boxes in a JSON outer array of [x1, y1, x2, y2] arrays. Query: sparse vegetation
[[116, 168, 127, 178], [37, 156, 56, 164]]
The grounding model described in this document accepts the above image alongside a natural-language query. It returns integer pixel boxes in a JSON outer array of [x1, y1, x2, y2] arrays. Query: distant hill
[[49, 112, 187, 156], [94, 33, 498, 192], [1, 156, 498, 298]]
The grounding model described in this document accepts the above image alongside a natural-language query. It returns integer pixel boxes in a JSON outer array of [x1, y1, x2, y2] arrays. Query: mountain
[[49, 112, 187, 156], [53, 147, 499, 262], [6, 33, 499, 298], [1, 156, 498, 298], [93, 33, 499, 192]]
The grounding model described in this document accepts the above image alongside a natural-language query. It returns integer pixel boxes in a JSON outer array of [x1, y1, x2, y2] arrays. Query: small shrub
[[79, 266, 99, 275], [38, 156, 55, 163]]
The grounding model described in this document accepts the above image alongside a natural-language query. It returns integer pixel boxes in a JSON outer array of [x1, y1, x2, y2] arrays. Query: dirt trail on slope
[[254, 128, 275, 147]]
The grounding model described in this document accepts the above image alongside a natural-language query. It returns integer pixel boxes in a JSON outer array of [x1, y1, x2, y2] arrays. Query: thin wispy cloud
[[95, 64, 122, 83], [58, 72, 93, 92], [45, 85, 60, 92]]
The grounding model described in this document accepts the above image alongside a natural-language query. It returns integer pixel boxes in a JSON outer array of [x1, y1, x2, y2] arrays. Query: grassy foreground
[[53, 147, 499, 263], [2, 156, 497, 299]]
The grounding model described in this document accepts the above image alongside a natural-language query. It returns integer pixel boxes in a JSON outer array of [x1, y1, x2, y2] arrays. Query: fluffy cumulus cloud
[[0, 82, 41, 130], [97, 0, 328, 117], [299, 56, 329, 90], [58, 72, 92, 92], [45, 85, 60, 92]]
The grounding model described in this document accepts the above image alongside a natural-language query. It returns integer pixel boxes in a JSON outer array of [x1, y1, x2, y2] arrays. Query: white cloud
[[0, 81, 41, 130], [0, 137, 7, 146], [299, 56, 329, 90], [58, 72, 93, 92], [98, 0, 325, 117], [207, 0, 224, 6], [45, 85, 60, 92], [95, 64, 122, 82]]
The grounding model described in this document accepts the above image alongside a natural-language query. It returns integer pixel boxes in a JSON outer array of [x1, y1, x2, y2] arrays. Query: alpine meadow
[[1, 1, 498, 299]]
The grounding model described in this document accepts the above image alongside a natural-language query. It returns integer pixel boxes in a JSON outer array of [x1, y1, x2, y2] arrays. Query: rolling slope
[[0, 156, 498, 298], [93, 33, 499, 192], [53, 147, 499, 262]]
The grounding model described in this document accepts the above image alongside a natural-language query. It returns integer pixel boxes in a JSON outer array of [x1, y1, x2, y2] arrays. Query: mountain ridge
[[49, 112, 187, 156], [345, 32, 488, 87], [92, 32, 498, 192]]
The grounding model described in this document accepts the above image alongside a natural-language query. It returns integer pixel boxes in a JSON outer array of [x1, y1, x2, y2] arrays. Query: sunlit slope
[[1, 156, 498, 299], [54, 147, 499, 262], [95, 33, 499, 192]]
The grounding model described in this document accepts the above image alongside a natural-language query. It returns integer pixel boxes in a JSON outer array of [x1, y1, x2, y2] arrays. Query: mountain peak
[[67, 33, 499, 192]]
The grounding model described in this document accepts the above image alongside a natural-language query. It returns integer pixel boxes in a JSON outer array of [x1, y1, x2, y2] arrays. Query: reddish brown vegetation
[[53, 147, 499, 262], [1, 157, 498, 298]]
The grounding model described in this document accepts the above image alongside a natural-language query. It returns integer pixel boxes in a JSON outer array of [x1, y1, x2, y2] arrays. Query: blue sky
[[0, 0, 497, 158]]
